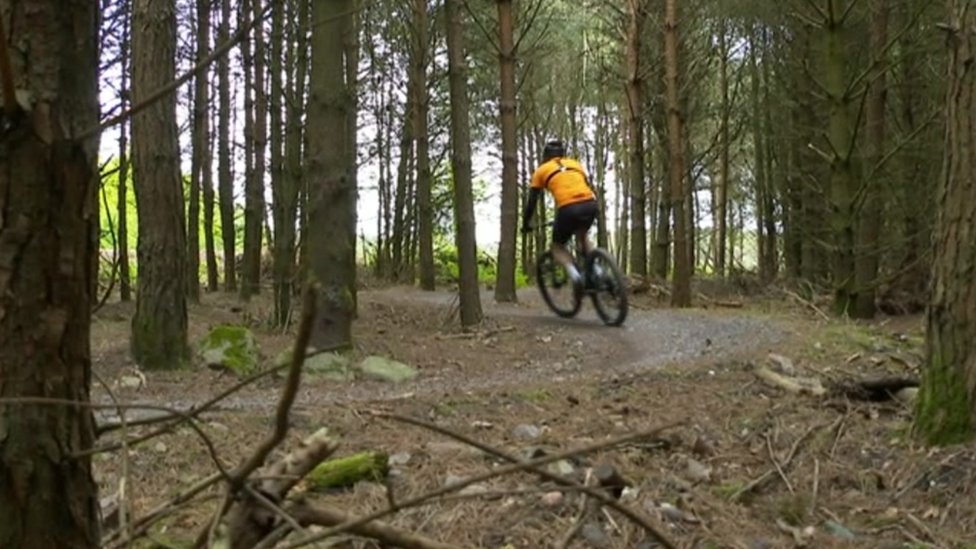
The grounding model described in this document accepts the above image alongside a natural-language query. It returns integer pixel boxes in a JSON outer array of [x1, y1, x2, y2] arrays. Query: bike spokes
[[587, 249, 628, 326]]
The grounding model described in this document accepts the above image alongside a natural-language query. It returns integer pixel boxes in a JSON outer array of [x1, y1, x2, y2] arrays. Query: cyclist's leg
[[551, 204, 582, 284]]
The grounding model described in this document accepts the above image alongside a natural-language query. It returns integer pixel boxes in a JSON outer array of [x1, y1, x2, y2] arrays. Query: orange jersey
[[530, 157, 594, 208]]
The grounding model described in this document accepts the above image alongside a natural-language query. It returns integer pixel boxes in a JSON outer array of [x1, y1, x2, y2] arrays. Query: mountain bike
[[529, 221, 628, 326]]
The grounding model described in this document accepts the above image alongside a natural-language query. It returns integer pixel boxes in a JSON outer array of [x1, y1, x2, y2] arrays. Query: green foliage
[[97, 156, 246, 281]]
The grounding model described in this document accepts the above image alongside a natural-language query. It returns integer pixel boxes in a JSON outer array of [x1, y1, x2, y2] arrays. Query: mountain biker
[[521, 139, 599, 292]]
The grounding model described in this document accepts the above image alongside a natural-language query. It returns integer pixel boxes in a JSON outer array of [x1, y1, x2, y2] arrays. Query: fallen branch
[[371, 412, 682, 549], [731, 420, 834, 501], [287, 500, 461, 549], [752, 364, 827, 397]]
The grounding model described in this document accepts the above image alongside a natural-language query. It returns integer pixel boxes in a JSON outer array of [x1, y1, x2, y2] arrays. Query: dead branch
[[752, 363, 827, 397], [287, 500, 461, 549], [732, 419, 838, 501], [371, 412, 682, 549]]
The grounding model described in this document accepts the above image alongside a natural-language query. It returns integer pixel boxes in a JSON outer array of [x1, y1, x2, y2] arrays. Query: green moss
[[516, 389, 553, 403], [197, 325, 259, 376], [306, 451, 389, 491], [912, 347, 974, 446]]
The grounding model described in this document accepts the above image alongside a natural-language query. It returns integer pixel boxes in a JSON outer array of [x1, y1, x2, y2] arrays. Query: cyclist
[[521, 139, 599, 293]]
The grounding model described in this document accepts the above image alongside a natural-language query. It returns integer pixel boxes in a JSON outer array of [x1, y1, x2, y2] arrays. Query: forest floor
[[90, 277, 976, 549]]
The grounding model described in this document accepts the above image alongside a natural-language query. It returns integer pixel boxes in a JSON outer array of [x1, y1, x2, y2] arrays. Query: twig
[[92, 370, 133, 545], [287, 501, 462, 549], [227, 283, 318, 487], [191, 284, 320, 549], [811, 458, 820, 521], [104, 473, 223, 549], [78, 2, 274, 140], [558, 469, 595, 549], [95, 361, 289, 436], [0, 397, 231, 478], [781, 287, 831, 321], [765, 433, 795, 494], [731, 421, 827, 501], [371, 412, 682, 549]]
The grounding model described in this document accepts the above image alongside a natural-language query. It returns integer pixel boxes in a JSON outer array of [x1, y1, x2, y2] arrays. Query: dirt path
[[91, 286, 787, 422]]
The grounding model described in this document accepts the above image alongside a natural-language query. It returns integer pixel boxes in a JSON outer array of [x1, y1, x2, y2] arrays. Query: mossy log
[[306, 450, 389, 491]]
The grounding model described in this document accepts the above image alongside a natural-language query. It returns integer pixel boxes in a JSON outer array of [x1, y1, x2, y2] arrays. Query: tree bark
[[242, 0, 267, 299], [118, 0, 133, 302], [495, 0, 519, 302], [624, 0, 647, 277], [413, 0, 434, 291], [217, 0, 236, 291], [0, 1, 102, 545], [188, 0, 212, 303], [130, 0, 189, 369], [307, 0, 357, 348], [853, 0, 889, 319], [912, 0, 976, 446], [445, 0, 484, 327], [823, 0, 857, 314], [715, 17, 730, 278], [664, 0, 690, 306]]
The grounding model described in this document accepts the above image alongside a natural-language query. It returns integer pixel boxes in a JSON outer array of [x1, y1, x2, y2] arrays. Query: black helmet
[[542, 139, 566, 161]]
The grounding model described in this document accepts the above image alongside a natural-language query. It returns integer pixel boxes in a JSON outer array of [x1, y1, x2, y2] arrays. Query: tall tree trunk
[[391, 88, 415, 283], [240, 0, 258, 298], [188, 0, 212, 303], [241, 0, 267, 299], [131, 0, 189, 369], [495, 0, 519, 302], [445, 0, 484, 327], [0, 0, 101, 544], [912, 0, 976, 445], [307, 0, 356, 348], [117, 0, 133, 302], [268, 0, 284, 299], [625, 0, 647, 277], [204, 106, 219, 292], [853, 0, 888, 319], [715, 17, 730, 277], [273, 0, 308, 325], [748, 25, 773, 282], [413, 0, 434, 291], [344, 1, 360, 316], [664, 0, 690, 306], [218, 0, 236, 291], [823, 0, 858, 314], [594, 100, 610, 250]]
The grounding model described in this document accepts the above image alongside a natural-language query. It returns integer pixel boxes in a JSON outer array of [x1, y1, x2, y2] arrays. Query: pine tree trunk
[[118, 1, 133, 302], [413, 0, 434, 291], [823, 0, 857, 314], [131, 0, 189, 369], [217, 0, 236, 291], [307, 0, 357, 348], [912, 0, 976, 445], [495, 0, 519, 303], [715, 17, 729, 277], [0, 1, 101, 545], [188, 0, 213, 303], [269, 0, 284, 300], [625, 0, 647, 277], [391, 87, 415, 283], [853, 0, 888, 319], [204, 107, 219, 292], [445, 0, 484, 327], [664, 0, 690, 306]]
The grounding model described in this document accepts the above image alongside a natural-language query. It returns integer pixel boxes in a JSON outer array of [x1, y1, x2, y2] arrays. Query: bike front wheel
[[586, 248, 628, 326], [536, 250, 582, 318]]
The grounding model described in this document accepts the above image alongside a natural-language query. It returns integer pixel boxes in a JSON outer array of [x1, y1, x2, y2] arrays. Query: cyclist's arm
[[522, 166, 547, 228], [521, 186, 542, 228]]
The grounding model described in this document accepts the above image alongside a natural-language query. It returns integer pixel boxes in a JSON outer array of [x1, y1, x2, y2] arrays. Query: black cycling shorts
[[552, 199, 598, 245]]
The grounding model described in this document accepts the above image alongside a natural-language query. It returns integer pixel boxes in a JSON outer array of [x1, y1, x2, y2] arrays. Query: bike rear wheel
[[536, 250, 582, 318], [586, 248, 628, 326]]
